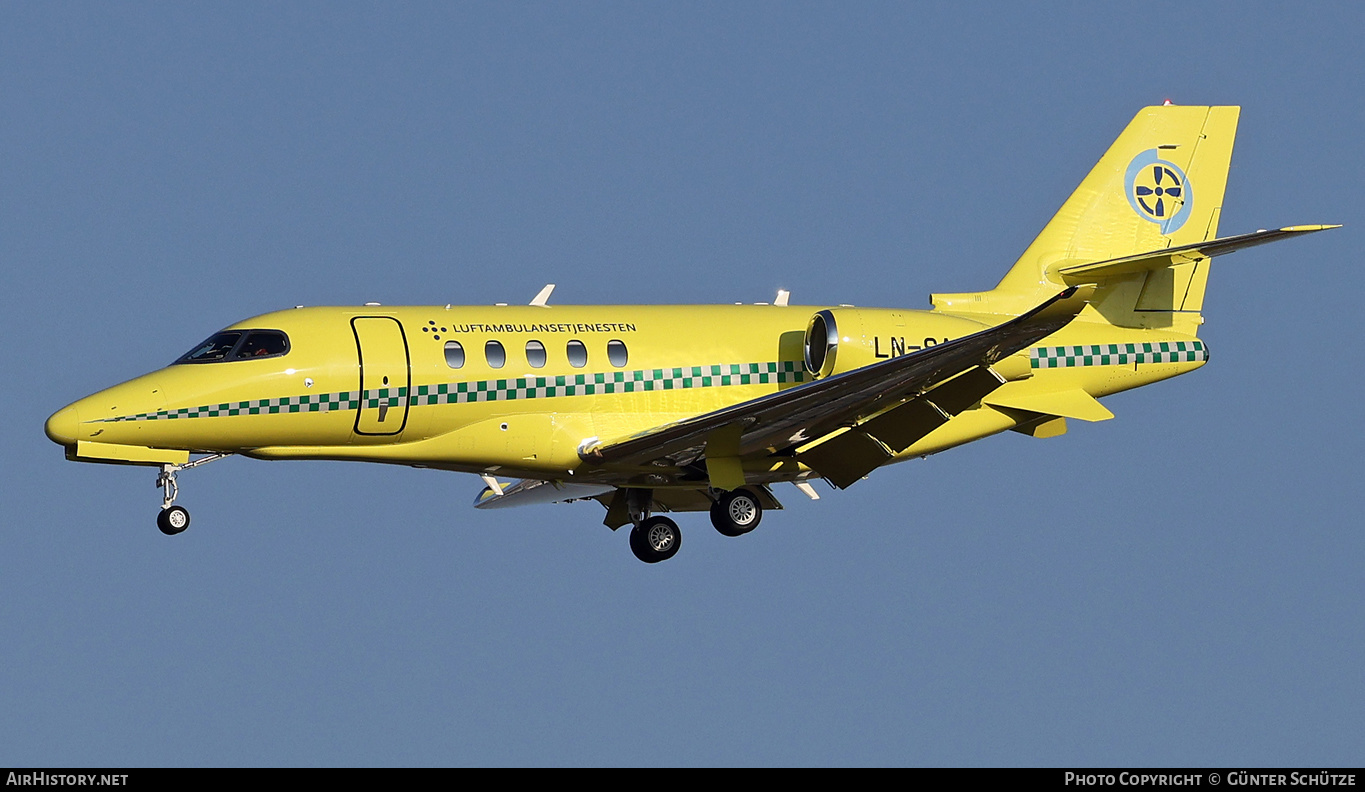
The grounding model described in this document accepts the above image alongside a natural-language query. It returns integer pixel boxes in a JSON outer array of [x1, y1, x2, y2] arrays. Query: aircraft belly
[[71, 440, 189, 467]]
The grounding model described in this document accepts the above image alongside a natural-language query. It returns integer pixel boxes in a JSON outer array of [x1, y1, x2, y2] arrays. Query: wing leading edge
[[579, 286, 1094, 487]]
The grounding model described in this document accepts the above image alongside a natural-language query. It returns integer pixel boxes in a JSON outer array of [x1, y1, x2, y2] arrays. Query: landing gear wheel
[[630, 516, 682, 564], [710, 489, 762, 537], [157, 505, 190, 536]]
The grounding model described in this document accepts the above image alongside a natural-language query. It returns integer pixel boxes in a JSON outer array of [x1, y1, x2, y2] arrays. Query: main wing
[[579, 286, 1093, 488]]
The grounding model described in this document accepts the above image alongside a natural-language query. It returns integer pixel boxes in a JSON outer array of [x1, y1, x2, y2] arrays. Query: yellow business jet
[[46, 105, 1335, 563]]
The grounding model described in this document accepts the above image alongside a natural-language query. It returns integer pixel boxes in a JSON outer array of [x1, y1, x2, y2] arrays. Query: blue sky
[[2, 2, 1361, 766]]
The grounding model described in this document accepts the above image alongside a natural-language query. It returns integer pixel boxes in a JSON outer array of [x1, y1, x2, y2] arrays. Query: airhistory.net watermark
[[6, 774, 128, 786]]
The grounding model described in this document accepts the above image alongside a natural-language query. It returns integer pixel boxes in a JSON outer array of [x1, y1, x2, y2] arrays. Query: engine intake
[[804, 310, 839, 379]]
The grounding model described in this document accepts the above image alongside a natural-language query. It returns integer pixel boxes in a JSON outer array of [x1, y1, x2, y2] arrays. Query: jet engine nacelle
[[803, 307, 994, 379], [803, 310, 841, 379]]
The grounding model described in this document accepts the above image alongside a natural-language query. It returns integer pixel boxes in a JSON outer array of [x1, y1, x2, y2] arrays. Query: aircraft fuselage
[[46, 302, 1204, 489]]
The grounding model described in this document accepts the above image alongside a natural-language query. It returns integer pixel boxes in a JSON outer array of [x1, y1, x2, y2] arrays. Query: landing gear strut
[[154, 454, 230, 536], [621, 488, 682, 564]]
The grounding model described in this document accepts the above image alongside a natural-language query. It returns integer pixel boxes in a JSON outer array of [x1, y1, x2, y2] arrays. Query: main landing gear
[[710, 488, 762, 537], [622, 487, 681, 564], [625, 487, 765, 564], [154, 454, 230, 536], [629, 516, 682, 564]]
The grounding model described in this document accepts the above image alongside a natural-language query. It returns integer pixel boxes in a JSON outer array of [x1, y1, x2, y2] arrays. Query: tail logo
[[1124, 149, 1193, 234]]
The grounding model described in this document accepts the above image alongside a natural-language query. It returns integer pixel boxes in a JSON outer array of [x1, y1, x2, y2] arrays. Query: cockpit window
[[178, 332, 244, 363], [175, 329, 290, 364], [233, 331, 290, 359]]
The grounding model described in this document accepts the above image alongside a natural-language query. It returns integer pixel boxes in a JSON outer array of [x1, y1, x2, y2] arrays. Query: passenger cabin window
[[566, 340, 587, 368], [176, 330, 289, 364], [607, 339, 628, 368], [526, 340, 547, 368], [444, 340, 465, 368], [485, 340, 506, 368]]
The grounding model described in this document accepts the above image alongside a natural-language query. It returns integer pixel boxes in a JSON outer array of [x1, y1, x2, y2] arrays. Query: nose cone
[[46, 404, 80, 446]]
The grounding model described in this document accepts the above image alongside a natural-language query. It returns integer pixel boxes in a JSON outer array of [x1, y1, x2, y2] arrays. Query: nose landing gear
[[156, 504, 190, 535], [154, 454, 231, 535]]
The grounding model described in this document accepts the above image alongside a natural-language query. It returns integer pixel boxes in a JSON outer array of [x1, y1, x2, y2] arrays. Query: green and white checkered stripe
[[1031, 341, 1206, 368], [101, 391, 372, 422], [101, 362, 806, 422], [410, 362, 806, 405]]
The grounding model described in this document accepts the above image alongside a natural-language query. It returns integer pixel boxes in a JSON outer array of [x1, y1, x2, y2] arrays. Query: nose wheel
[[153, 454, 230, 536], [157, 505, 191, 535]]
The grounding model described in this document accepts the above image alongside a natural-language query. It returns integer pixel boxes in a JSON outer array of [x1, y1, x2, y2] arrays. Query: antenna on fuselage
[[774, 289, 790, 306], [529, 284, 556, 306]]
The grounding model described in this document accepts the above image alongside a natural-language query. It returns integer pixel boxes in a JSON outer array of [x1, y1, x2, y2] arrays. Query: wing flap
[[796, 429, 894, 490], [798, 364, 1009, 488], [582, 286, 1093, 476], [858, 398, 950, 453]]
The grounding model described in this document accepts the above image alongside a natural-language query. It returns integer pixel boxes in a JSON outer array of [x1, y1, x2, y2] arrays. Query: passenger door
[[352, 316, 410, 436]]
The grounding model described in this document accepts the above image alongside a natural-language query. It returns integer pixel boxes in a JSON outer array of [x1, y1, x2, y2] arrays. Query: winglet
[[529, 284, 556, 306]]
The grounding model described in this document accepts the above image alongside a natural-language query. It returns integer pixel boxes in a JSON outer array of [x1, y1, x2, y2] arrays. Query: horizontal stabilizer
[[1053, 225, 1339, 284], [984, 388, 1114, 422]]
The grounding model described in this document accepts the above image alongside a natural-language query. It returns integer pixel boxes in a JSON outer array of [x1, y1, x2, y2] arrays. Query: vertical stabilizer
[[933, 105, 1240, 331]]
